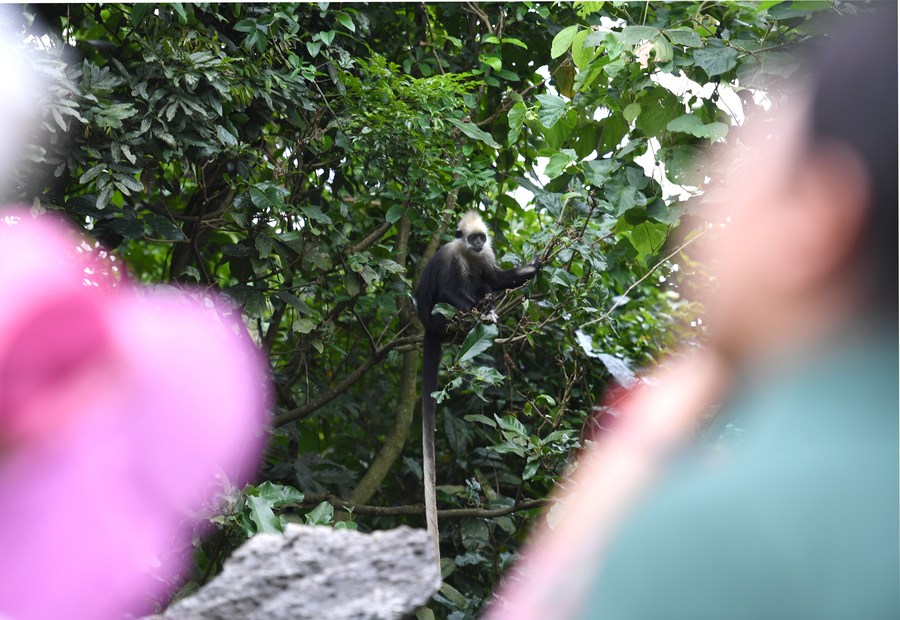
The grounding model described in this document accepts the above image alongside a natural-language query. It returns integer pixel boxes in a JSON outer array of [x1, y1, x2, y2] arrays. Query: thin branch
[[476, 80, 544, 128], [275, 335, 422, 426], [581, 227, 709, 329], [348, 220, 392, 254], [298, 494, 549, 518], [421, 2, 446, 76], [464, 2, 494, 35], [351, 308, 377, 353]]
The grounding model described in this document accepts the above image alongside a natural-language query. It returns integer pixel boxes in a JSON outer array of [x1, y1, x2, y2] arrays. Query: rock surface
[[152, 525, 440, 620]]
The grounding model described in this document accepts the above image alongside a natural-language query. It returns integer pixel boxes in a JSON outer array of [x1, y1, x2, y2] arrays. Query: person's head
[[700, 6, 897, 361]]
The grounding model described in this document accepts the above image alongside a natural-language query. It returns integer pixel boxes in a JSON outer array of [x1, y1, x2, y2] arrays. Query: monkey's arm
[[437, 287, 481, 312], [489, 258, 540, 292]]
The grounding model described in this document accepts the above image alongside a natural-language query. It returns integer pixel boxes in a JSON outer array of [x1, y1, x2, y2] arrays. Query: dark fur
[[414, 213, 539, 562]]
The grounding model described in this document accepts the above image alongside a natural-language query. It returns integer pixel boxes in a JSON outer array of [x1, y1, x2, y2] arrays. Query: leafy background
[[6, 1, 840, 616]]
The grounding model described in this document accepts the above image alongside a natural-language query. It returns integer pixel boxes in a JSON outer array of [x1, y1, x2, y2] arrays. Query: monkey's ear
[[455, 230, 463, 238]]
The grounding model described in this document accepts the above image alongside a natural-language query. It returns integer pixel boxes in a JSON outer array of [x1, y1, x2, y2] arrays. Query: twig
[[421, 2, 446, 76], [275, 335, 422, 426], [296, 494, 549, 518], [348, 220, 392, 254], [581, 227, 708, 329]]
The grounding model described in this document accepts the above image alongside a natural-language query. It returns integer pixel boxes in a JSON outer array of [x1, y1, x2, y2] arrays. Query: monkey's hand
[[515, 257, 541, 279]]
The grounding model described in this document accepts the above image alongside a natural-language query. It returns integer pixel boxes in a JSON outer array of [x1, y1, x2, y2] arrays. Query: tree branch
[[581, 227, 709, 329], [275, 335, 422, 426], [299, 494, 550, 518], [348, 220, 392, 254]]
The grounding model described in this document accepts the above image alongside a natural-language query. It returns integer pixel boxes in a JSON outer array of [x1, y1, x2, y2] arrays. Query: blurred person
[[486, 7, 897, 620], [0, 10, 269, 620], [0, 210, 270, 620]]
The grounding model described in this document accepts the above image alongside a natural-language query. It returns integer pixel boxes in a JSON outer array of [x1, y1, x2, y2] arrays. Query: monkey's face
[[456, 229, 487, 253]]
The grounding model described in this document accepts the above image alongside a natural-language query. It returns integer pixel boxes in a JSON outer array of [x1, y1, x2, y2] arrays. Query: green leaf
[[120, 144, 137, 165], [247, 496, 282, 534], [416, 607, 437, 620], [171, 2, 188, 25], [96, 185, 114, 210], [293, 318, 317, 334], [523, 459, 540, 481], [576, 1, 606, 18], [439, 583, 469, 609], [144, 214, 186, 241], [666, 114, 729, 140], [300, 204, 333, 225], [583, 158, 617, 187], [336, 11, 355, 31], [623, 219, 668, 261], [334, 520, 357, 530], [636, 87, 681, 136], [652, 38, 673, 63], [275, 291, 313, 315], [256, 481, 305, 507], [544, 149, 577, 179], [447, 118, 501, 148], [306, 40, 322, 57], [536, 93, 567, 128], [693, 44, 738, 77], [304, 501, 334, 526], [507, 101, 527, 144], [319, 30, 336, 46], [489, 441, 526, 457], [480, 54, 502, 71], [571, 29, 594, 71], [255, 234, 273, 258], [618, 25, 659, 46], [431, 303, 458, 319], [181, 266, 201, 282], [456, 323, 498, 364], [216, 125, 238, 146], [660, 145, 705, 185], [253, 182, 290, 211], [623, 102, 641, 123], [502, 37, 528, 49], [131, 4, 152, 26], [115, 175, 143, 194], [550, 25, 579, 59], [79, 164, 105, 185], [584, 30, 610, 48], [665, 27, 703, 48], [385, 204, 406, 223], [756, 0, 783, 11], [463, 414, 497, 429], [111, 217, 144, 240], [495, 414, 528, 436]]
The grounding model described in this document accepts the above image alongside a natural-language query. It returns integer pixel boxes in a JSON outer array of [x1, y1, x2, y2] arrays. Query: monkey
[[414, 210, 541, 562]]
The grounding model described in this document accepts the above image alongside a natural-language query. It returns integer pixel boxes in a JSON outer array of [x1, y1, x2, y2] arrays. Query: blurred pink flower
[[0, 208, 270, 620]]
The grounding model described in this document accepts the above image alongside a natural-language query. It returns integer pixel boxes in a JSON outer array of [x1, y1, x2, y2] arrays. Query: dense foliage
[[8, 2, 838, 616]]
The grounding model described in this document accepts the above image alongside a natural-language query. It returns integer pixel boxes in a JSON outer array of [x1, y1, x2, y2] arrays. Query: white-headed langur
[[414, 210, 541, 561]]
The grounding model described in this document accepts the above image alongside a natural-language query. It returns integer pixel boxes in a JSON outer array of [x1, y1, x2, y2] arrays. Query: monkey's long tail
[[422, 332, 442, 565]]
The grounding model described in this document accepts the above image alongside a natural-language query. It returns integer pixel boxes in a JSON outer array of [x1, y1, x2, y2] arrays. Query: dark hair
[[806, 5, 898, 312]]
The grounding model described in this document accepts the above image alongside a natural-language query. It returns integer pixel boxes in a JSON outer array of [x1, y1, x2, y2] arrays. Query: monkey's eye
[[468, 233, 485, 244]]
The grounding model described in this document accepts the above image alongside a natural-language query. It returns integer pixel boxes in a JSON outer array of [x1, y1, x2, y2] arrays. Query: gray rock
[[155, 525, 440, 620]]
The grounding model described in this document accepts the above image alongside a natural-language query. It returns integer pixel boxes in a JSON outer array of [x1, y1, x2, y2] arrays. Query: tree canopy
[[8, 2, 842, 616]]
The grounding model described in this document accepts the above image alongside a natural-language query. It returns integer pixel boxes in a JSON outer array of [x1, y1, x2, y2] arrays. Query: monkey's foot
[[481, 310, 499, 324]]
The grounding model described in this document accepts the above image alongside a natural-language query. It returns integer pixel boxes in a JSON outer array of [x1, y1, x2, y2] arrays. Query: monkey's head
[[456, 211, 491, 255]]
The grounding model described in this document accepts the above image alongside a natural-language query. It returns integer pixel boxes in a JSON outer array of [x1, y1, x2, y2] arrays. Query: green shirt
[[577, 325, 899, 619]]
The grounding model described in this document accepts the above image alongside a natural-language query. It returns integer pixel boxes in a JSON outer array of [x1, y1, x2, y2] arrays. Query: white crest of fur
[[453, 211, 497, 264], [452, 211, 495, 273], [458, 210, 488, 236]]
